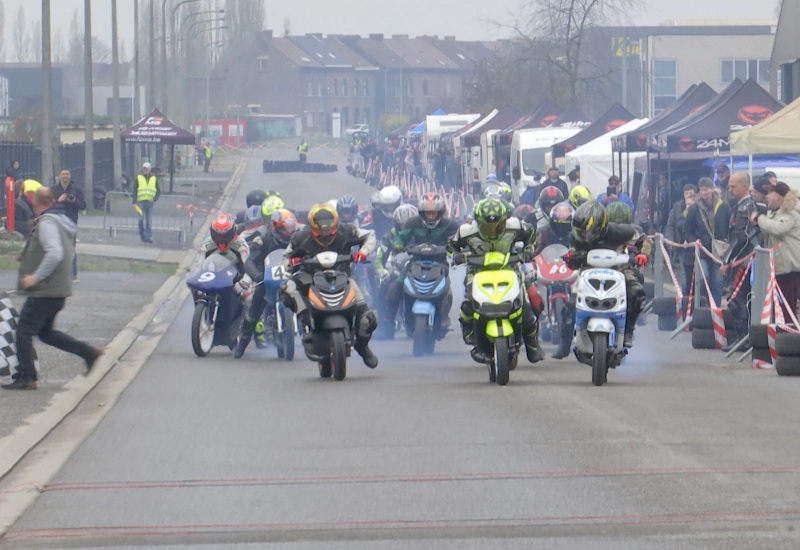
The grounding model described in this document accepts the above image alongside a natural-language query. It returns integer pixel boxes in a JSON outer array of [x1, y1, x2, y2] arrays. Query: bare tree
[[28, 19, 42, 63], [13, 6, 26, 62], [0, 1, 6, 62], [66, 9, 83, 66]]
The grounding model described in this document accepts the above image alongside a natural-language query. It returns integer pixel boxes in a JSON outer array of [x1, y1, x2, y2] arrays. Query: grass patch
[[0, 252, 176, 274]]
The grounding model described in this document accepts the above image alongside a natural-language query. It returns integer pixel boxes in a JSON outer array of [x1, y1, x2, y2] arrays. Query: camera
[[66, 193, 76, 202], [755, 201, 768, 216]]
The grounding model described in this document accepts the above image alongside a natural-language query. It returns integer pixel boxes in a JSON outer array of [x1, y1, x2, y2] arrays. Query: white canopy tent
[[565, 118, 649, 196]]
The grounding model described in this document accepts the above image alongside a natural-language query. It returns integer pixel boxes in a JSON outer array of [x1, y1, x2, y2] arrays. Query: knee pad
[[358, 309, 378, 337]]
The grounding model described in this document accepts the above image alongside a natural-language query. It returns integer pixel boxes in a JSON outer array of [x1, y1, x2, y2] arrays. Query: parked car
[[345, 124, 370, 136]]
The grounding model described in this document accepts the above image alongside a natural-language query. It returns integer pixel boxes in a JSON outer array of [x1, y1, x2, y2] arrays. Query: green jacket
[[18, 209, 76, 297]]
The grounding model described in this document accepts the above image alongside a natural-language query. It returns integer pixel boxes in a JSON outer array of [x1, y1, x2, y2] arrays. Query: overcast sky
[[0, 0, 779, 57]]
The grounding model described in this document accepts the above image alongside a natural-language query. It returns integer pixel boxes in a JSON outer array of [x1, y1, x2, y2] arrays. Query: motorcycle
[[533, 244, 577, 350], [263, 250, 298, 361], [402, 243, 450, 356], [466, 252, 523, 386], [185, 254, 244, 357], [572, 248, 630, 386], [296, 251, 359, 381]]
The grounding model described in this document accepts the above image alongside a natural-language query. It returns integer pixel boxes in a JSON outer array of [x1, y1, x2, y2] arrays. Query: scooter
[[296, 251, 359, 381], [572, 248, 630, 386], [534, 243, 577, 350], [466, 252, 523, 386], [263, 250, 298, 361], [185, 254, 244, 357], [403, 243, 450, 356]]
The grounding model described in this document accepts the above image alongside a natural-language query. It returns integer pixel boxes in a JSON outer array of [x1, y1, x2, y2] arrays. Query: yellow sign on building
[[611, 37, 641, 56]]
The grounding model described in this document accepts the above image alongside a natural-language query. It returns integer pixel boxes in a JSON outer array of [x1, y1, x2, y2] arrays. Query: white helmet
[[378, 185, 403, 218], [483, 184, 502, 200], [393, 204, 418, 231]]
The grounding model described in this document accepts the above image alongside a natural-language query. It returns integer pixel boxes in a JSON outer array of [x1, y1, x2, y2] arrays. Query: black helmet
[[511, 204, 537, 226], [549, 201, 574, 238], [246, 189, 268, 208], [571, 200, 608, 243], [538, 186, 564, 210]]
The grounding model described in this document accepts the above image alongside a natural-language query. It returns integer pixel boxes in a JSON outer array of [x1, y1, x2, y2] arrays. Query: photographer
[[51, 168, 86, 281]]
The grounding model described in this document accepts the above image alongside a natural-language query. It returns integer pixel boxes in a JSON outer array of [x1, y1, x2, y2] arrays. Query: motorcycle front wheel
[[191, 302, 215, 357], [282, 307, 295, 362], [591, 332, 608, 386], [551, 297, 565, 349], [494, 337, 510, 386], [413, 315, 432, 357], [331, 330, 347, 381]]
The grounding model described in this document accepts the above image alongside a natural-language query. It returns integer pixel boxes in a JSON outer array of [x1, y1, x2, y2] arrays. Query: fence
[[102, 192, 194, 242]]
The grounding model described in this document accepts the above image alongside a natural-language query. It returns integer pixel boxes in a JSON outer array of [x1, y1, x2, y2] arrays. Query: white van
[[424, 114, 480, 177], [509, 127, 582, 198]]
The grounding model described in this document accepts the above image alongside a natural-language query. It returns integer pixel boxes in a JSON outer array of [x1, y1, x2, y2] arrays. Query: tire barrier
[[262, 160, 337, 173]]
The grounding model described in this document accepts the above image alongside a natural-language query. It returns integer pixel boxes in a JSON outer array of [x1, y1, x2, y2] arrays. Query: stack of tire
[[689, 305, 731, 349], [262, 160, 338, 173], [752, 324, 800, 375], [651, 295, 705, 332]]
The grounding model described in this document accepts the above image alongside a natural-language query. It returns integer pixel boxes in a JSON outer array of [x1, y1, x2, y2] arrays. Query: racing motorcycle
[[296, 252, 359, 381], [263, 250, 298, 361], [572, 248, 630, 386], [466, 252, 523, 386], [533, 244, 577, 351], [402, 243, 450, 356], [185, 254, 244, 357]]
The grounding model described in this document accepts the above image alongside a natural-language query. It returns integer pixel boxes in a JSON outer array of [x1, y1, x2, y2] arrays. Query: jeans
[[698, 256, 723, 306], [71, 233, 78, 278], [16, 296, 94, 381], [138, 200, 154, 241]]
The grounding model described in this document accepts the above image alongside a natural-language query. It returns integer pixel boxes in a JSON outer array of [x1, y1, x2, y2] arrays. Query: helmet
[[210, 213, 236, 251], [485, 175, 498, 184], [474, 198, 509, 240], [418, 192, 446, 229], [265, 189, 281, 198], [571, 200, 608, 243], [606, 201, 633, 224], [512, 204, 537, 226], [568, 185, 592, 209], [497, 183, 513, 205], [483, 184, 502, 200], [549, 201, 574, 238], [243, 205, 263, 227], [307, 203, 338, 246], [538, 186, 564, 211], [393, 204, 419, 232], [246, 189, 268, 208], [336, 195, 359, 224], [370, 191, 381, 209], [378, 185, 402, 218], [271, 209, 298, 243], [261, 196, 285, 221]]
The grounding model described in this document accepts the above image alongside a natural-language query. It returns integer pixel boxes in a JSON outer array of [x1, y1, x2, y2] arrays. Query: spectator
[[752, 182, 800, 321], [685, 178, 730, 305], [202, 142, 212, 173], [666, 183, 698, 296], [655, 173, 671, 233], [132, 162, 160, 243], [50, 168, 86, 281], [567, 168, 579, 188], [715, 163, 730, 202], [597, 175, 634, 210], [5, 159, 20, 181], [11, 179, 35, 236], [543, 166, 568, 197]]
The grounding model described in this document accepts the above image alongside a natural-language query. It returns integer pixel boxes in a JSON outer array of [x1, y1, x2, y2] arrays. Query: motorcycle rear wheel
[[552, 297, 565, 349], [191, 303, 215, 357], [282, 307, 295, 361], [591, 332, 608, 386], [494, 337, 510, 386], [331, 330, 347, 381]]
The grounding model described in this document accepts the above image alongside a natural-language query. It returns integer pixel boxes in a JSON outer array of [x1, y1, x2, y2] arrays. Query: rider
[[234, 189, 268, 226], [535, 185, 565, 234], [361, 185, 403, 243], [280, 203, 379, 368], [568, 185, 592, 210], [534, 201, 574, 255], [448, 198, 544, 363], [199, 214, 254, 319], [232, 208, 298, 358], [377, 193, 460, 340], [336, 195, 360, 226], [561, 200, 646, 350], [511, 204, 538, 230]]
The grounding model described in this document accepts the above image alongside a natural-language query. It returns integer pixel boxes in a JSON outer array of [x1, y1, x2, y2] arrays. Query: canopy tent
[[653, 79, 783, 155], [430, 108, 446, 116], [455, 107, 522, 147], [121, 109, 196, 193], [547, 105, 592, 129], [730, 94, 800, 155], [612, 83, 717, 153], [551, 103, 635, 159], [409, 122, 425, 135], [565, 118, 648, 196], [494, 101, 563, 146]]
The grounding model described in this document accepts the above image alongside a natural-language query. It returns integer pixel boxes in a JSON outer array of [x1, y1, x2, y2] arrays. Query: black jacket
[[684, 198, 731, 252], [284, 223, 375, 276], [724, 196, 760, 264], [51, 181, 86, 224], [567, 222, 636, 269]]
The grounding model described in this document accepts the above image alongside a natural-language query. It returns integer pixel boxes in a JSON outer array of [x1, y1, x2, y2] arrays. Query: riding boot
[[523, 322, 544, 363], [552, 315, 573, 360], [354, 337, 378, 368], [254, 318, 267, 349], [459, 317, 475, 346], [624, 308, 640, 348], [233, 331, 251, 359]]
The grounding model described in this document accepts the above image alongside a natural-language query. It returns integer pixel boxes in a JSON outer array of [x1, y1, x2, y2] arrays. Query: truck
[[509, 127, 582, 200]]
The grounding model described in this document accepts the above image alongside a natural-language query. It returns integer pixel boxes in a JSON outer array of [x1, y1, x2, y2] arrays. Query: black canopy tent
[[121, 109, 196, 193], [551, 103, 635, 159]]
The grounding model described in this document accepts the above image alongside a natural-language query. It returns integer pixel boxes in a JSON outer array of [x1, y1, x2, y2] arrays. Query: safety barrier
[[102, 191, 195, 242]]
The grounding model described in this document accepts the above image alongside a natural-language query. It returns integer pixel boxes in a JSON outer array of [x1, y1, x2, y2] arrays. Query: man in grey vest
[[2, 187, 103, 390]]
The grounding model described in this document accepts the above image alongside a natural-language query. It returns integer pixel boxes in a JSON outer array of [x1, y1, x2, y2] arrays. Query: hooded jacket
[[757, 190, 800, 276], [17, 203, 77, 297]]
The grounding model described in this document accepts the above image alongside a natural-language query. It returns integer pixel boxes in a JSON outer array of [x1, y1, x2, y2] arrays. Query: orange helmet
[[307, 203, 338, 246]]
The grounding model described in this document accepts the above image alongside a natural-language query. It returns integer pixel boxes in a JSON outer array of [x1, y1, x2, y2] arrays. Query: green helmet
[[474, 198, 509, 240], [606, 201, 632, 224], [261, 196, 286, 221]]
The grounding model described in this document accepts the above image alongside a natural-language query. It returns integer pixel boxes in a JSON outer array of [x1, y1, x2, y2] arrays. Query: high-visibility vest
[[22, 179, 41, 202], [203, 145, 211, 159], [298, 142, 308, 154], [136, 175, 157, 201]]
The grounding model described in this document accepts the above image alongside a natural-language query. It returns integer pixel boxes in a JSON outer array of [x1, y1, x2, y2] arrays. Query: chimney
[[392, 34, 409, 40], [445, 36, 456, 41], [369, 33, 384, 40]]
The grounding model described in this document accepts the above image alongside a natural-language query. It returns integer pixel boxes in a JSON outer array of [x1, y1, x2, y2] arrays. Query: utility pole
[[112, 0, 122, 194], [84, 0, 94, 206], [41, 0, 53, 187], [148, 0, 155, 110], [134, 0, 141, 122]]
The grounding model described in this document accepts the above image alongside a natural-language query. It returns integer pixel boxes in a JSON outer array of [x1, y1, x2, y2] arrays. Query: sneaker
[[2, 378, 37, 390], [85, 346, 104, 374]]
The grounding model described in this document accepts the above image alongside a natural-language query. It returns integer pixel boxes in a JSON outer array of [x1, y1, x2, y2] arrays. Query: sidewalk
[[0, 161, 242, 473]]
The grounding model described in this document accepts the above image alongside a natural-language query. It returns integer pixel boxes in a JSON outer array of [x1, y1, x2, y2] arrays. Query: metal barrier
[[102, 191, 194, 241]]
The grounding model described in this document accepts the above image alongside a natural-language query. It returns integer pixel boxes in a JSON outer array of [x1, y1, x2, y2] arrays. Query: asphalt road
[[3, 145, 800, 548]]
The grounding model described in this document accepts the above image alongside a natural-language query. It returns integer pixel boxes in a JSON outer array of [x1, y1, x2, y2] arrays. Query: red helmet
[[271, 209, 298, 243], [538, 186, 564, 210], [417, 192, 446, 229], [210, 214, 236, 251]]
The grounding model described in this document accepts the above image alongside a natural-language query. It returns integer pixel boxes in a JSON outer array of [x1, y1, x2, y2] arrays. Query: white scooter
[[572, 248, 629, 386]]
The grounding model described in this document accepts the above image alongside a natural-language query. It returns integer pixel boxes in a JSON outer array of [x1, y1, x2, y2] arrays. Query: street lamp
[[162, 0, 202, 112], [205, 40, 225, 144]]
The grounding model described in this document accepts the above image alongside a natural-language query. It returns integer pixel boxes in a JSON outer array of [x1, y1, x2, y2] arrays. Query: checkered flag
[[0, 291, 38, 383]]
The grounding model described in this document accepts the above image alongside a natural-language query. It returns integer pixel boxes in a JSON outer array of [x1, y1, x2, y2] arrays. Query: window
[[446, 78, 452, 97], [652, 59, 677, 115], [306, 112, 314, 127], [307, 80, 314, 97], [423, 78, 429, 96], [354, 78, 360, 97], [342, 78, 347, 97], [406, 78, 414, 97], [362, 79, 368, 97], [332, 78, 338, 96], [354, 107, 360, 124], [721, 59, 770, 84], [259, 58, 268, 71], [317, 79, 324, 96]]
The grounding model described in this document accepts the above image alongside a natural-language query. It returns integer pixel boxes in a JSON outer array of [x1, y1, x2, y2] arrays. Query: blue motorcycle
[[185, 254, 244, 357], [263, 251, 298, 361], [402, 244, 450, 356]]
